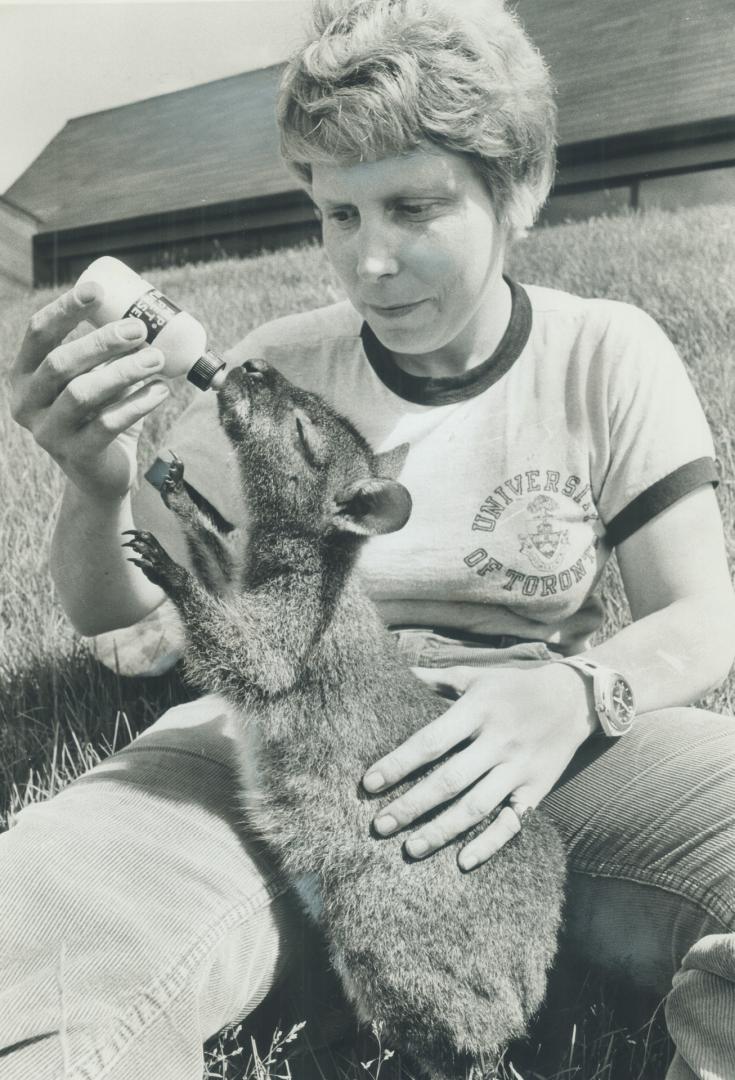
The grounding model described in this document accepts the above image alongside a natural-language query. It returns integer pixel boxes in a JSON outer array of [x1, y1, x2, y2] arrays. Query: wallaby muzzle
[[216, 359, 283, 429]]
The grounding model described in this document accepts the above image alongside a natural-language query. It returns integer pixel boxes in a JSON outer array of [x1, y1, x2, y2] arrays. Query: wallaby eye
[[294, 411, 324, 468], [295, 415, 311, 456]]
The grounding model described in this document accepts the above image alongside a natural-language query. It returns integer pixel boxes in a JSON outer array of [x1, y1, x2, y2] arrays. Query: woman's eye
[[396, 201, 437, 221], [326, 208, 356, 225]]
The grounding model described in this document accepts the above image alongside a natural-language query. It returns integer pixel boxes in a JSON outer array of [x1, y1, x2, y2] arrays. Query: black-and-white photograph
[[1, 1, 734, 1077]]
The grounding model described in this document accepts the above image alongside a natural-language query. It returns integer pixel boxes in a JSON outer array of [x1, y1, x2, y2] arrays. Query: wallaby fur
[[125, 359, 566, 1078]]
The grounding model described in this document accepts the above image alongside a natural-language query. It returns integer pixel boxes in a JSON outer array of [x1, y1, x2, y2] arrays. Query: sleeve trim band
[[606, 456, 719, 548]]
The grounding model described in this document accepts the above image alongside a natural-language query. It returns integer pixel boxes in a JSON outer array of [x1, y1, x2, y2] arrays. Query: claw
[[122, 530, 146, 549], [126, 557, 151, 572], [163, 450, 184, 487]]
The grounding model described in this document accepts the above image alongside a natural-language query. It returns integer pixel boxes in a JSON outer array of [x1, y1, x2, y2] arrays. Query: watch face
[[609, 675, 635, 729]]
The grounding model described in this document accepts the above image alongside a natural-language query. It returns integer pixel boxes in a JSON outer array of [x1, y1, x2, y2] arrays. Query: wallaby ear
[[333, 477, 412, 537], [373, 442, 410, 480], [294, 408, 326, 467]]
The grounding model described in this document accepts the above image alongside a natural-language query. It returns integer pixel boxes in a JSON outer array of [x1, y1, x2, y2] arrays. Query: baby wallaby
[[125, 359, 566, 1078]]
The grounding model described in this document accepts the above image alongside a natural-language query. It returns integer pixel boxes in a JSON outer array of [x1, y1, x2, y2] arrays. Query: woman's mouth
[[367, 299, 427, 320]]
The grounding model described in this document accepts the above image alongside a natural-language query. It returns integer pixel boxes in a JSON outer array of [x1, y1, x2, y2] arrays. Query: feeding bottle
[[76, 256, 227, 390]]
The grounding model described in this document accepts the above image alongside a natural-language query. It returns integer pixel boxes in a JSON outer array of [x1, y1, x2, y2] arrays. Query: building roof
[[5, 64, 294, 231], [6, 0, 735, 234], [520, 0, 735, 146]]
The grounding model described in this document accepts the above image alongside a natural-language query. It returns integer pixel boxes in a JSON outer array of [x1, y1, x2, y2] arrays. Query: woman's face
[[311, 144, 509, 368]]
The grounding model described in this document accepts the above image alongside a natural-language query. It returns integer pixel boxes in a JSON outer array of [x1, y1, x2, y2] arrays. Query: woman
[[5, 1, 735, 1077]]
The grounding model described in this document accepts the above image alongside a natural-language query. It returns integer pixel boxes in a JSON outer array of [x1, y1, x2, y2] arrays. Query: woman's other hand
[[362, 662, 595, 870], [10, 282, 169, 500]]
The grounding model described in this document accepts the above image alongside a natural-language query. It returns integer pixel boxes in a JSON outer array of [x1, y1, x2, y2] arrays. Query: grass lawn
[[1, 203, 734, 1078]]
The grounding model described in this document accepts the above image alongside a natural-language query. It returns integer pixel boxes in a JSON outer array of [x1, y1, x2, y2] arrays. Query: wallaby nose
[[242, 358, 269, 376]]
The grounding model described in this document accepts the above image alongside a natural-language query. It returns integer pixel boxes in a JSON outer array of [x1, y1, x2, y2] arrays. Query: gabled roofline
[[0, 194, 43, 225], [64, 60, 287, 127]]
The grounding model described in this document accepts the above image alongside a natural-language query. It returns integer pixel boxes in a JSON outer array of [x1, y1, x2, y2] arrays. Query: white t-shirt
[[126, 279, 716, 666]]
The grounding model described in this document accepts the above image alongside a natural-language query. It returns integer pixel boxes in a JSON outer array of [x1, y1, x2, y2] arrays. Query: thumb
[[410, 664, 478, 699]]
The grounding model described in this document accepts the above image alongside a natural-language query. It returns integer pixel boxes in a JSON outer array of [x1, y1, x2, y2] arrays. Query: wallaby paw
[[122, 529, 187, 595], [160, 451, 185, 508]]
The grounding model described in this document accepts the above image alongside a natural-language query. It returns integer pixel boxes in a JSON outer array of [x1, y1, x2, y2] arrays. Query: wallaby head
[[217, 360, 412, 543]]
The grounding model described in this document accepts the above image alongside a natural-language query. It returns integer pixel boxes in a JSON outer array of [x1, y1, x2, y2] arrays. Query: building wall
[[540, 163, 735, 226], [32, 191, 320, 286], [638, 165, 735, 212], [0, 200, 37, 286]]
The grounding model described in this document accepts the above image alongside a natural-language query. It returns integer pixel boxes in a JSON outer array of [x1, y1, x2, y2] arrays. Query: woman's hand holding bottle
[[10, 282, 170, 501]]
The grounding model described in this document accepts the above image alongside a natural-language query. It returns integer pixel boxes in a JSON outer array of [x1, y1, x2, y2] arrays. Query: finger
[[30, 347, 166, 454], [15, 282, 104, 376], [507, 784, 538, 826], [29, 319, 150, 409], [15, 319, 150, 429], [402, 763, 516, 858], [69, 379, 170, 447], [51, 346, 165, 428], [34, 378, 169, 462], [458, 804, 526, 871], [363, 698, 479, 794], [372, 735, 500, 837]]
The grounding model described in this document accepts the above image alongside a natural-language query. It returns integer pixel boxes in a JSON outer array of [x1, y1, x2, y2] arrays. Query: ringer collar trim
[[359, 276, 532, 405]]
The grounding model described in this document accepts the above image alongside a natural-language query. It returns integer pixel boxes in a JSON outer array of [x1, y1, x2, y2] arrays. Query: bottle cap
[[188, 349, 227, 391]]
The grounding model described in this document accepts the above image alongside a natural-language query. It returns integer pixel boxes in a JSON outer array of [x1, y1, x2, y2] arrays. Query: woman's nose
[[355, 223, 400, 282]]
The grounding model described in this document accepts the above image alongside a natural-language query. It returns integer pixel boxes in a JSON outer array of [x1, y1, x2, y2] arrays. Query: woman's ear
[[332, 477, 412, 536]]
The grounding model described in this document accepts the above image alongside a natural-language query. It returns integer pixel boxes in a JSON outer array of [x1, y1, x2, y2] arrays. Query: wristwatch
[[555, 656, 636, 736]]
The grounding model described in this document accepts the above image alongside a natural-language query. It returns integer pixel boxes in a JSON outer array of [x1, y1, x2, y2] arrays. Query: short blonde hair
[[277, 0, 557, 236]]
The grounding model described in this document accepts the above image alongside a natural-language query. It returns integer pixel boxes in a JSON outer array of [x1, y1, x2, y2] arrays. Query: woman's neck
[[390, 273, 512, 380]]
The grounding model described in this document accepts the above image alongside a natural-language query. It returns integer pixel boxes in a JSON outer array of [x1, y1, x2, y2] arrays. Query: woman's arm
[[50, 484, 169, 636], [585, 484, 735, 709], [11, 285, 171, 636], [361, 484, 735, 869]]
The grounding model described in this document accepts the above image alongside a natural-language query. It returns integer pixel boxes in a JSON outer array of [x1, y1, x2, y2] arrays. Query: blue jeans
[[1, 636, 734, 1079]]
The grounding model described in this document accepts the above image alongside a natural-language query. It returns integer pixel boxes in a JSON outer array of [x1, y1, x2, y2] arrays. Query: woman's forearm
[[50, 479, 167, 636], [583, 589, 735, 715]]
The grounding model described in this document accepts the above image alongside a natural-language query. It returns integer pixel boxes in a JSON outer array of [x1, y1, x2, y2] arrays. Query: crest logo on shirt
[[519, 494, 569, 570], [462, 467, 601, 598]]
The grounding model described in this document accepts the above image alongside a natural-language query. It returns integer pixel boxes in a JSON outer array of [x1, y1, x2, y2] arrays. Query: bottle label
[[123, 288, 181, 343]]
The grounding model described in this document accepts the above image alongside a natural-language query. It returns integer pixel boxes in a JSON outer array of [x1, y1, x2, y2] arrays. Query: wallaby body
[[126, 360, 566, 1077]]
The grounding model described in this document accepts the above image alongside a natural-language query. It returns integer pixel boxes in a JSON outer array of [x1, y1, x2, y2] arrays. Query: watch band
[[555, 656, 635, 737]]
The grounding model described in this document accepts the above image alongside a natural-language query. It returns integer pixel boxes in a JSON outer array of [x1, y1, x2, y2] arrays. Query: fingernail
[[363, 771, 384, 792], [148, 381, 169, 398], [75, 282, 98, 304], [119, 320, 147, 341], [459, 853, 478, 871], [138, 350, 164, 370], [406, 836, 429, 858], [374, 814, 397, 836]]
